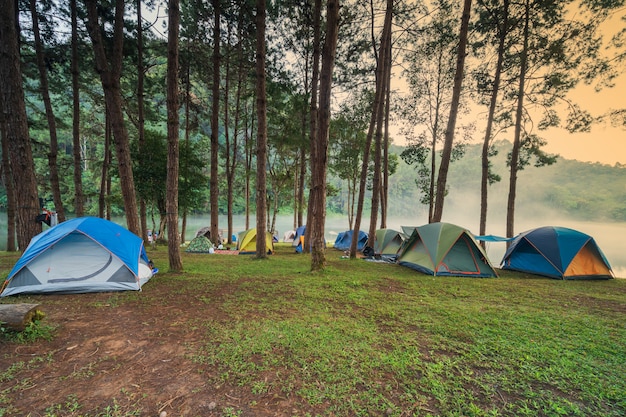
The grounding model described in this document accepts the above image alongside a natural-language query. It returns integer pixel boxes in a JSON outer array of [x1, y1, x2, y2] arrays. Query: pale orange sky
[[392, 75, 626, 166], [541, 73, 625, 166], [497, 6, 625, 165], [392, 7, 626, 166]]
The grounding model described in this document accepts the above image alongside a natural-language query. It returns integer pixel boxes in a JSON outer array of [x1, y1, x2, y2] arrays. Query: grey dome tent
[[1, 217, 155, 296]]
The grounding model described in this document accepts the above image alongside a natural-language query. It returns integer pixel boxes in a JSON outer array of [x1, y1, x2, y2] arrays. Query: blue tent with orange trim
[[501, 226, 613, 279]]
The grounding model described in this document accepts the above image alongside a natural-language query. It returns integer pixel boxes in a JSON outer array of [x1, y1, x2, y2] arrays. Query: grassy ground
[[1, 243, 625, 416]]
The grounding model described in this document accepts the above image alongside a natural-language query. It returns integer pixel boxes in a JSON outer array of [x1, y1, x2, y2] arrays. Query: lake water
[[1, 212, 624, 277]]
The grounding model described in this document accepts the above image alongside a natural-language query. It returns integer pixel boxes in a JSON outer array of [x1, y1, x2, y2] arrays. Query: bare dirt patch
[[0, 277, 311, 417]]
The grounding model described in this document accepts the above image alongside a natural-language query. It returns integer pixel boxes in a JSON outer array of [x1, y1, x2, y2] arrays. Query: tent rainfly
[[1, 217, 155, 296], [397, 222, 497, 277], [374, 229, 405, 259], [333, 230, 368, 251], [501, 226, 613, 279], [185, 235, 215, 253], [293, 225, 306, 252], [283, 230, 296, 243], [237, 228, 274, 255]]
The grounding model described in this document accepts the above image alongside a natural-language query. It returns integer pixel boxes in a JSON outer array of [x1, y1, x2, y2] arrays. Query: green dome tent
[[374, 229, 405, 259], [397, 222, 497, 277], [185, 235, 215, 253]]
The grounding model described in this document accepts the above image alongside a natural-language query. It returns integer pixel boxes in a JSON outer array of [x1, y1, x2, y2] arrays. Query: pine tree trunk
[[298, 146, 306, 227], [30, 0, 66, 223], [368, 0, 393, 248], [99, 112, 111, 219], [380, 48, 392, 229], [166, 0, 183, 271], [245, 105, 253, 231], [225, 15, 240, 246], [210, 0, 221, 246], [84, 0, 139, 234], [255, 0, 268, 258], [137, 0, 148, 244], [432, 0, 472, 222], [349, 0, 389, 258], [304, 0, 322, 252], [507, 0, 530, 241], [70, 0, 84, 217], [310, 0, 340, 271], [0, 1, 41, 250], [1, 124, 17, 251], [479, 0, 509, 245]]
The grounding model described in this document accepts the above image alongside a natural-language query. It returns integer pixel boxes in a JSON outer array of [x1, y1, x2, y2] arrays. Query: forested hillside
[[384, 140, 626, 222]]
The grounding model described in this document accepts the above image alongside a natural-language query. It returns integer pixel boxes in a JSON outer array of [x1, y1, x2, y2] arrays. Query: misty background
[[2, 142, 624, 277]]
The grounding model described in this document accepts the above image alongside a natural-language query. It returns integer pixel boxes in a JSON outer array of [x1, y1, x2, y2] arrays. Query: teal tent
[[374, 229, 405, 259], [334, 230, 368, 251], [397, 222, 497, 277]]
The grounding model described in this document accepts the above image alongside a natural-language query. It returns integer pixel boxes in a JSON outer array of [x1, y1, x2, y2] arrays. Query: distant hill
[[386, 140, 626, 223]]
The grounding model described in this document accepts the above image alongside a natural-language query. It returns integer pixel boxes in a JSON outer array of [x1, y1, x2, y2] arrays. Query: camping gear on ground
[[236, 228, 274, 255], [1, 217, 155, 297], [501, 226, 614, 279], [185, 235, 215, 253], [374, 228, 405, 259], [333, 230, 368, 251], [397, 222, 497, 277]]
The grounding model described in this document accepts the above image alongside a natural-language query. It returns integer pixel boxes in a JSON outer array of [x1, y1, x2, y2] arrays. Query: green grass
[[1, 244, 625, 416]]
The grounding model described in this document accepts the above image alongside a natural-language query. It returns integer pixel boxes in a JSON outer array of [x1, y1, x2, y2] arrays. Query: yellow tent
[[236, 228, 274, 255]]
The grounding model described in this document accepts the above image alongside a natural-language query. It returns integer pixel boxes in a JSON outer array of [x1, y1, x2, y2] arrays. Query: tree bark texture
[[137, 0, 148, 244], [71, 0, 84, 217], [84, 0, 140, 234], [304, 0, 322, 252], [1, 118, 17, 251], [432, 0, 472, 222], [0, 0, 42, 250], [255, 0, 268, 258], [98, 112, 111, 219], [30, 0, 66, 223], [479, 0, 509, 244], [310, 0, 340, 271], [166, 0, 183, 271], [0, 304, 42, 332], [210, 0, 221, 246], [507, 0, 530, 241]]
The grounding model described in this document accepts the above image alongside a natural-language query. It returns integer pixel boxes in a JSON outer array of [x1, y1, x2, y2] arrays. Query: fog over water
[[1, 210, 624, 278]]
